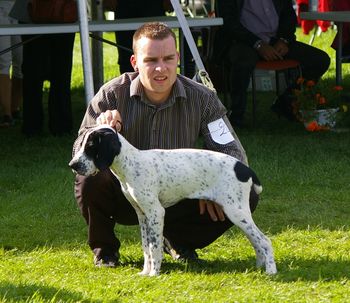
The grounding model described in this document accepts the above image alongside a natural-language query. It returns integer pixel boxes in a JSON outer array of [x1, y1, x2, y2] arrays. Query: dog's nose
[[69, 160, 82, 173]]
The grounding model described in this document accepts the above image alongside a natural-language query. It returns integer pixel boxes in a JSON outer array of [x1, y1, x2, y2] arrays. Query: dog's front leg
[[145, 206, 165, 276], [137, 213, 152, 276]]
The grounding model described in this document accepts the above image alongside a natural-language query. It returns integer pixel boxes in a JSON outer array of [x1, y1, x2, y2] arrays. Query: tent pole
[[77, 0, 95, 104]]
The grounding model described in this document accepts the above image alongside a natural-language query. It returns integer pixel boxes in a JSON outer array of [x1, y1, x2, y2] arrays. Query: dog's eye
[[85, 135, 103, 159], [85, 141, 97, 158]]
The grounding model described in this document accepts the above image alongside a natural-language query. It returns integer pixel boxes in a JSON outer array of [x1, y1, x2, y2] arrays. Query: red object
[[297, 0, 332, 34], [255, 59, 300, 71]]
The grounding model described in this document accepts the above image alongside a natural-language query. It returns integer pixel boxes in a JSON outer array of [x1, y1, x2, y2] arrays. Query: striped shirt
[[73, 72, 247, 164]]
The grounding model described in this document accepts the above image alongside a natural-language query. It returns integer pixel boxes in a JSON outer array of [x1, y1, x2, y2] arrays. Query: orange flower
[[333, 85, 343, 91], [296, 77, 305, 85], [306, 121, 319, 131], [306, 80, 316, 87], [318, 96, 326, 105]]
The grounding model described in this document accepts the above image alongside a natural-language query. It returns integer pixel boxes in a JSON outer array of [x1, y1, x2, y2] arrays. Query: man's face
[[130, 36, 179, 104]]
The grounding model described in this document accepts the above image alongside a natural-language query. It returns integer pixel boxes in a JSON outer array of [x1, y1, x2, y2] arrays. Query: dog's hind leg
[[224, 208, 277, 275]]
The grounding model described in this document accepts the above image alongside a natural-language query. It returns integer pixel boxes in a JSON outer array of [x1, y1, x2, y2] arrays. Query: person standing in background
[[104, 0, 171, 74], [10, 0, 75, 136], [0, 0, 22, 127]]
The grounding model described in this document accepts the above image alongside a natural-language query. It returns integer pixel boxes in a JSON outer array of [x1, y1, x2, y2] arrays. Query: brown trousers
[[74, 169, 259, 257]]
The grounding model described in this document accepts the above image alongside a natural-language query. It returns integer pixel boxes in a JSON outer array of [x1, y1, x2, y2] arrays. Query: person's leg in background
[[226, 42, 258, 127], [21, 35, 47, 136], [48, 33, 75, 136], [285, 41, 330, 81], [270, 40, 330, 120], [10, 33, 23, 120], [114, 30, 134, 73], [0, 39, 12, 125], [0, 1, 14, 126], [114, 0, 166, 74]]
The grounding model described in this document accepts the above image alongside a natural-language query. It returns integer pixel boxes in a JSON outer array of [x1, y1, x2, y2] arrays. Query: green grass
[[1, 29, 350, 302]]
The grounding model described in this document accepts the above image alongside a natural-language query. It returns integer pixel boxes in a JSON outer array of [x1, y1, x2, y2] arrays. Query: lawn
[[0, 28, 349, 302]]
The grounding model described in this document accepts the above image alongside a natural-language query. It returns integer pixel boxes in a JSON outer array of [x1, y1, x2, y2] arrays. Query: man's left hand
[[273, 40, 289, 57], [199, 199, 225, 222]]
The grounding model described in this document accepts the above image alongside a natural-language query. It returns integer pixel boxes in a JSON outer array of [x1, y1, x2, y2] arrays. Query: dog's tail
[[234, 161, 263, 195], [252, 177, 263, 195]]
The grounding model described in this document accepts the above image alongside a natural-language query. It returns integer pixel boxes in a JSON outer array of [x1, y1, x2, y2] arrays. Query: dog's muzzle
[[68, 159, 84, 174]]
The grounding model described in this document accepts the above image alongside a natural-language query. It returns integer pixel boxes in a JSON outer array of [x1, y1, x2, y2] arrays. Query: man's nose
[[155, 61, 166, 72]]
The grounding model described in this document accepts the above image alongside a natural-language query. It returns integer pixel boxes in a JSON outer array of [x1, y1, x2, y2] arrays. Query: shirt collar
[[129, 74, 188, 107]]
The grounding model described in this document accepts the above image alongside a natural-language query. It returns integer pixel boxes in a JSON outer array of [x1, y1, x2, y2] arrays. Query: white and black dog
[[69, 125, 277, 276]]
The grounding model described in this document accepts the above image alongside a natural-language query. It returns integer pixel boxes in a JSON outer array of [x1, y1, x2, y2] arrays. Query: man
[[214, 0, 330, 126], [73, 22, 259, 267]]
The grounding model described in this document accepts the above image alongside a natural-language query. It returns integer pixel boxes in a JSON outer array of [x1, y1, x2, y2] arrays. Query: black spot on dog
[[85, 128, 121, 171], [234, 161, 261, 186]]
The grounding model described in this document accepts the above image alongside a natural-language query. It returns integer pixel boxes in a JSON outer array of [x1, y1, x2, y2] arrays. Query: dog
[[69, 125, 277, 276]]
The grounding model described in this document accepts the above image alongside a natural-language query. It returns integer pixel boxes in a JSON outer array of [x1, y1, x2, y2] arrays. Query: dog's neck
[[110, 133, 140, 181]]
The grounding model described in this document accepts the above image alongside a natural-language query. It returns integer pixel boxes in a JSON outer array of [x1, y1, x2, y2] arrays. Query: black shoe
[[93, 253, 119, 268], [271, 93, 297, 121], [0, 115, 14, 127], [163, 238, 198, 262], [12, 110, 22, 121]]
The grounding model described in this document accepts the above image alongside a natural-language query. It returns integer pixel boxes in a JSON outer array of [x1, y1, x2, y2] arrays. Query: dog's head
[[69, 125, 121, 176]]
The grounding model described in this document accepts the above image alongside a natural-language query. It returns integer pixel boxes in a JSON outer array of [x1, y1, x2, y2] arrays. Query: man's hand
[[96, 110, 123, 132], [273, 40, 289, 57], [199, 199, 225, 222], [257, 42, 283, 61]]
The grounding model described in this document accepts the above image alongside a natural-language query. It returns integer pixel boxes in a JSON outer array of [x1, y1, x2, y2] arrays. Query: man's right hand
[[96, 110, 123, 132]]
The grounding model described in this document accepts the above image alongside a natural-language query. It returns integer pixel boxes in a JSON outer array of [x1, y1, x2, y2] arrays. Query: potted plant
[[293, 78, 348, 131]]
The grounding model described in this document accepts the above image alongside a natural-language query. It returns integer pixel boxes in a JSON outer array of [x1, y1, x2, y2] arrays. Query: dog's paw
[[138, 270, 160, 277], [265, 262, 277, 275], [138, 270, 150, 276], [149, 269, 160, 276]]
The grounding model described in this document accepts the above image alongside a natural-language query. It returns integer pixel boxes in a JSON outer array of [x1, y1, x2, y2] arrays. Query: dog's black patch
[[234, 161, 261, 186], [85, 128, 121, 170]]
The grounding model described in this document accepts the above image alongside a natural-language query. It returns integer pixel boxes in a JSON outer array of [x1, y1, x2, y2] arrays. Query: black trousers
[[114, 0, 166, 73], [74, 169, 259, 257], [226, 40, 330, 124], [21, 33, 75, 136]]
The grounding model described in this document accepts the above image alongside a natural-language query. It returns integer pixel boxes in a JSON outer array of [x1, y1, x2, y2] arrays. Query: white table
[[300, 11, 350, 85], [0, 16, 223, 35], [0, 16, 223, 103]]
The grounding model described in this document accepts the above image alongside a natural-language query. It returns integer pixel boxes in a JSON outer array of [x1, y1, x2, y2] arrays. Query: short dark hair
[[133, 22, 177, 53]]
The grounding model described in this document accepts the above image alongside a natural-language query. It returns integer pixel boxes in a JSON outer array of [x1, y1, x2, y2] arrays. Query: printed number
[[218, 121, 229, 136]]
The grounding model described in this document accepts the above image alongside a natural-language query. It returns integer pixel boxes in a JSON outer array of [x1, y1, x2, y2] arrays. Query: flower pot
[[299, 108, 339, 131]]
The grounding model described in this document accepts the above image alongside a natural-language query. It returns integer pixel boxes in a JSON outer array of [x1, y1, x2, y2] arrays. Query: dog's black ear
[[86, 128, 121, 171]]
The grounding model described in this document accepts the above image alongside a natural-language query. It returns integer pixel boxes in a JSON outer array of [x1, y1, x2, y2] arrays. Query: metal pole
[[77, 0, 95, 104], [170, 0, 205, 71], [91, 0, 104, 92]]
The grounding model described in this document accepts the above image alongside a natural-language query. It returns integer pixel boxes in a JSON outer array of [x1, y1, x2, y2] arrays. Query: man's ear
[[94, 132, 121, 171], [130, 54, 138, 71]]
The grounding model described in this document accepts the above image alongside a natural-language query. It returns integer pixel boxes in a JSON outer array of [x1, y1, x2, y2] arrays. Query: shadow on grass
[[0, 281, 104, 303], [118, 255, 350, 282]]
